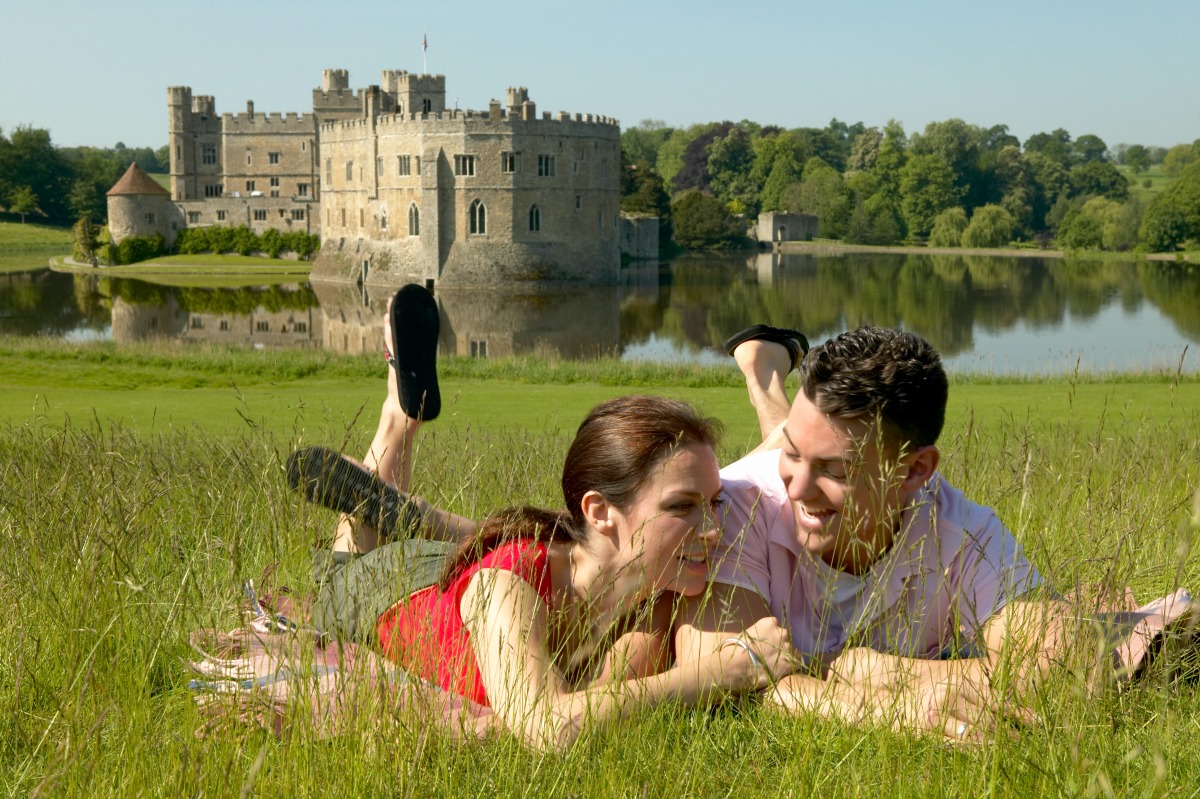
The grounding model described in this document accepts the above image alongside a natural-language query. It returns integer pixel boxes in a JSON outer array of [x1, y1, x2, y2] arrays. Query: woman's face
[[612, 443, 723, 597]]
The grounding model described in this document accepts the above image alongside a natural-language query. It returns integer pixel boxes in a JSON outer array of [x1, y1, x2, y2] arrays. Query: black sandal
[[387, 284, 441, 421], [722, 324, 810, 372]]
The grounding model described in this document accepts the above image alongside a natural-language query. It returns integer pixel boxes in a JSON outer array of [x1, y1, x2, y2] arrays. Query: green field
[[1121, 164, 1176, 205], [0, 219, 72, 249], [3, 341, 1200, 796]]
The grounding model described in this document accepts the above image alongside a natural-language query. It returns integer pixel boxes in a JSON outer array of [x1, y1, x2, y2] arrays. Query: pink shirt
[[714, 449, 1043, 663]]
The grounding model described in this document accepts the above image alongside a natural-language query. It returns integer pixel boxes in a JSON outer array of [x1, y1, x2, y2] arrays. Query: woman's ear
[[902, 445, 939, 491], [580, 490, 620, 543]]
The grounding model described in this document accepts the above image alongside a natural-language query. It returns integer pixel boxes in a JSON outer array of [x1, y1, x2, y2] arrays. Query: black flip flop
[[285, 446, 423, 542], [387, 284, 441, 421], [723, 324, 810, 372]]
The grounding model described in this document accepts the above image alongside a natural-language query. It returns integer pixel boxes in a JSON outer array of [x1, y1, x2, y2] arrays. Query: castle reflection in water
[[105, 260, 662, 358]]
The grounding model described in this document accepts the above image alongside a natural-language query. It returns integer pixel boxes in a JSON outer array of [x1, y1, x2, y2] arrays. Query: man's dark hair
[[799, 326, 948, 450]]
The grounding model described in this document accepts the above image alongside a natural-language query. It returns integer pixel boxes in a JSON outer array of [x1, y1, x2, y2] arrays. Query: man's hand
[[768, 647, 1035, 743]]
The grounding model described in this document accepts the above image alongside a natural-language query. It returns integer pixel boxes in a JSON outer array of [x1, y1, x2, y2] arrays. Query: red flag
[[422, 33, 427, 52]]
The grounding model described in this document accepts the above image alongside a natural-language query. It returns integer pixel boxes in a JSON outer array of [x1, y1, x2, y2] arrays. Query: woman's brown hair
[[437, 395, 721, 588]]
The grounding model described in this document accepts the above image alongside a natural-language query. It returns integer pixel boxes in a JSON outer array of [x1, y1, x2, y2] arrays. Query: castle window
[[454, 155, 476, 177], [270, 177, 280, 188], [294, 321, 308, 333], [291, 209, 306, 221], [376, 157, 384, 178], [144, 212, 156, 224], [246, 149, 252, 165], [415, 157, 421, 174], [204, 184, 223, 197], [397, 155, 411, 176], [269, 152, 281, 165], [380, 210, 388, 230], [529, 205, 541, 232], [501, 152, 518, 173], [575, 195, 582, 211], [408, 203, 420, 236], [573, 161, 579, 175], [217, 210, 226, 221], [537, 155, 556, 177], [301, 141, 307, 152], [187, 212, 201, 223], [246, 180, 256, 192], [470, 340, 488, 358], [202, 146, 217, 165], [422, 98, 432, 113], [469, 199, 486, 235], [219, 319, 229, 331], [256, 321, 269, 332], [298, 183, 309, 197], [325, 159, 332, 183], [253, 209, 267, 221], [190, 316, 203, 329], [340, 209, 346, 226], [345, 161, 353, 181]]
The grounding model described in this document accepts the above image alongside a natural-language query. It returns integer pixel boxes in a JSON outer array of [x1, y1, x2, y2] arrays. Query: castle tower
[[167, 86, 221, 201], [107, 162, 176, 245], [389, 72, 446, 116]]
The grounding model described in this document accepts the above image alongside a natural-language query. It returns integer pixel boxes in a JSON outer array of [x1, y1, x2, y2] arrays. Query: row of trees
[[0, 125, 167, 223], [620, 118, 1200, 252]]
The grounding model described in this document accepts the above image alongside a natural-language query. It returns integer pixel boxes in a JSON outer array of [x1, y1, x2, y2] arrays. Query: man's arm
[[763, 595, 1070, 741]]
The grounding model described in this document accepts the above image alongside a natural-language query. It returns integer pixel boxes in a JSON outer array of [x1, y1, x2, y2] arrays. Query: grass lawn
[[1121, 164, 1175, 205], [3, 340, 1200, 796], [0, 219, 72, 249]]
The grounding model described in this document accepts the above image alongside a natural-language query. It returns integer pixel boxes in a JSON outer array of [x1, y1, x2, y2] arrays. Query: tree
[[1068, 161, 1129, 201], [845, 127, 882, 173], [787, 157, 851, 238], [621, 119, 673, 166], [655, 123, 716, 190], [1024, 128, 1073, 167], [1122, 144, 1150, 174], [1139, 160, 1200, 251], [758, 151, 804, 214], [73, 215, 100, 262], [928, 207, 968, 247], [8, 185, 38, 222], [706, 125, 758, 214], [961, 204, 1014, 248], [671, 191, 744, 248], [1162, 142, 1199, 177], [0, 126, 73, 220], [870, 120, 908, 203], [898, 153, 960, 237], [1071, 134, 1108, 164]]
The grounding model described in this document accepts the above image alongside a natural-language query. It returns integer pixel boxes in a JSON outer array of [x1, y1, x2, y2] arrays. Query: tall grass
[[2, 372, 1199, 796]]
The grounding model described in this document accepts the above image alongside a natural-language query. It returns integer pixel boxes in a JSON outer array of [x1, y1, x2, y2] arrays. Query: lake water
[[2, 250, 1197, 376]]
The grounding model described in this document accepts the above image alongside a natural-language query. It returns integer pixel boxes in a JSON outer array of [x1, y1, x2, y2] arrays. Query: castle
[[107, 69, 625, 287]]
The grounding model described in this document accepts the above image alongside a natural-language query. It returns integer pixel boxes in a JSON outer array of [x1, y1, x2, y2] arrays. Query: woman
[[274, 285, 792, 750]]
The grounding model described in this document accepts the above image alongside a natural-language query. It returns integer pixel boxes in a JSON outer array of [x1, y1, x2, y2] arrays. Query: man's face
[[777, 391, 916, 575]]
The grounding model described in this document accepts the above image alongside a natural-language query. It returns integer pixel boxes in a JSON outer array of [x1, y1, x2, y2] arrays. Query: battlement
[[221, 111, 316, 132], [322, 69, 349, 91], [320, 107, 619, 135]]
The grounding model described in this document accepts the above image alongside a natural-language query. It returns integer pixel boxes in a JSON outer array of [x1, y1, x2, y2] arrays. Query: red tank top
[[376, 540, 552, 706]]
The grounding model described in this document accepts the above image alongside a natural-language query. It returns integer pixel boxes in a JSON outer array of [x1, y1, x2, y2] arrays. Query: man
[[677, 325, 1061, 741]]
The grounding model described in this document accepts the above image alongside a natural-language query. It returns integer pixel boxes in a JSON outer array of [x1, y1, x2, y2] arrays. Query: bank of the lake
[[777, 239, 1200, 263]]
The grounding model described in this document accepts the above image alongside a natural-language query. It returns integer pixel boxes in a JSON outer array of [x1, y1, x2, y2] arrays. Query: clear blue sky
[[2, 0, 1197, 151]]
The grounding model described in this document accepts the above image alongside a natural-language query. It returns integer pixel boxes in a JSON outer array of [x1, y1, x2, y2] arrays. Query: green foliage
[[108, 234, 167, 265], [786, 157, 851, 238], [899, 153, 961, 237], [1068, 161, 1130, 202], [961, 204, 1014, 248], [1161, 142, 1198, 177], [655, 123, 717, 190], [928, 207, 969, 247], [7, 185, 38, 222], [1056, 197, 1135, 250], [621, 119, 674, 166], [670, 191, 745, 249], [173, 225, 320, 260], [1140, 160, 1200, 251], [72, 215, 100, 261], [1124, 144, 1151, 175]]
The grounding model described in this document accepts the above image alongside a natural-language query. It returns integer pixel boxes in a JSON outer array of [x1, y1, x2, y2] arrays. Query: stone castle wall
[[122, 69, 622, 285]]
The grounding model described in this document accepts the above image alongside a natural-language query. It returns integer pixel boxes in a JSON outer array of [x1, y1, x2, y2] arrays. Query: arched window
[[408, 203, 419, 236], [469, 199, 486, 235], [529, 204, 541, 232]]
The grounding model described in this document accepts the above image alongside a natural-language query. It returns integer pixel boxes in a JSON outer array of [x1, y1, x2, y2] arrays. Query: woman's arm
[[461, 569, 790, 751]]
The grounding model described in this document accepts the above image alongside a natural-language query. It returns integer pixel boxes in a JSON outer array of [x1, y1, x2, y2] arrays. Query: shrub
[[961, 205, 1014, 249], [671, 191, 745, 249], [928, 207, 968, 248], [109, 234, 166, 265]]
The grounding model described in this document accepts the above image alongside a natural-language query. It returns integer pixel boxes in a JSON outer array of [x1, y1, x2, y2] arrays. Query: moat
[[3, 251, 1198, 376]]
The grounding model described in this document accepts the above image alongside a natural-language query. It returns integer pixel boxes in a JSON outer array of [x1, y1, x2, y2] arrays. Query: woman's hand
[[713, 616, 796, 691]]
